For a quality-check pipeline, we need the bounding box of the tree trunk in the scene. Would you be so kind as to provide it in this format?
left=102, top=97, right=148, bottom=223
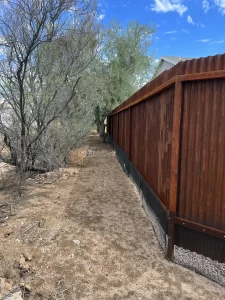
left=98, top=119, right=108, bottom=143
left=98, top=120, right=105, bottom=137
left=3, top=134, right=18, bottom=165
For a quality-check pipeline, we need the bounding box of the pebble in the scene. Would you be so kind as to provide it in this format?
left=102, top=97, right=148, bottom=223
left=19, top=283, right=31, bottom=291
left=73, top=239, right=81, bottom=245
left=23, top=251, right=32, bottom=261
left=0, top=277, right=6, bottom=292
left=19, top=256, right=26, bottom=266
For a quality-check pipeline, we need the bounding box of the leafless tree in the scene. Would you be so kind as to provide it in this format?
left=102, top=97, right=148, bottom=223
left=0, top=0, right=98, bottom=176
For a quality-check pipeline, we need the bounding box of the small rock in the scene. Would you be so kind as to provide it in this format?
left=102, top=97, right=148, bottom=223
left=4, top=289, right=23, bottom=300
left=19, top=256, right=30, bottom=270
left=24, top=285, right=31, bottom=292
left=20, top=282, right=31, bottom=292
left=19, top=283, right=31, bottom=291
left=19, top=282, right=25, bottom=287
left=73, top=239, right=80, bottom=245
left=0, top=277, right=6, bottom=293
left=19, top=256, right=26, bottom=266
left=5, top=281, right=13, bottom=292
left=23, top=251, right=32, bottom=261
left=23, top=263, right=30, bottom=270
left=0, top=254, right=4, bottom=260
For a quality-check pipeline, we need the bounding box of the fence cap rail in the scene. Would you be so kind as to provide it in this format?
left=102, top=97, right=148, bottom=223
left=110, top=53, right=225, bottom=115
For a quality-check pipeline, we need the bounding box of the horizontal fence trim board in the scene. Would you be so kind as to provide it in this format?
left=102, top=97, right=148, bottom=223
left=110, top=77, right=176, bottom=115
left=110, top=70, right=225, bottom=116
left=174, top=216, right=225, bottom=240
left=180, top=70, right=225, bottom=82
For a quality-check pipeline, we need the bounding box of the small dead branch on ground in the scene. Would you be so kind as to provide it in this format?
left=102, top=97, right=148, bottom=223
left=23, top=219, right=46, bottom=235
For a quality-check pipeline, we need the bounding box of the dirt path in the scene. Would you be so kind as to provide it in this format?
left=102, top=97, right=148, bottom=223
left=0, top=135, right=225, bottom=299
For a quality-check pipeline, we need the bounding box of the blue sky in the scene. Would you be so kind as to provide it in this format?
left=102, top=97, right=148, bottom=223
left=98, top=0, right=225, bottom=59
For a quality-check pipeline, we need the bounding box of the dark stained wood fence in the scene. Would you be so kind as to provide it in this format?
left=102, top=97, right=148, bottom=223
left=108, top=54, right=225, bottom=263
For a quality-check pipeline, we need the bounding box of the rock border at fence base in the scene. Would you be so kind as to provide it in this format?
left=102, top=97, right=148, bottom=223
left=142, top=194, right=225, bottom=287
left=174, top=246, right=225, bottom=287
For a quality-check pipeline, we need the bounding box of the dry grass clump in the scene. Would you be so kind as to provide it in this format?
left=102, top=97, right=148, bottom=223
left=0, top=163, right=17, bottom=193
left=0, top=134, right=11, bottom=160
left=90, top=129, right=98, bottom=136
left=66, top=145, right=88, bottom=167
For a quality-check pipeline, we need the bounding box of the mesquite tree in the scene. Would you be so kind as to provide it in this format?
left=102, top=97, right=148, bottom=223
left=0, top=0, right=98, bottom=174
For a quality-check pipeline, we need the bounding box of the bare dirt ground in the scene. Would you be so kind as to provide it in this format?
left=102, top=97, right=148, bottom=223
left=0, top=134, right=225, bottom=300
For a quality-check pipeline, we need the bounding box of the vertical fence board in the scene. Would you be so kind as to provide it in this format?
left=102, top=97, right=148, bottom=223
left=178, top=79, right=225, bottom=231
left=128, top=87, right=174, bottom=207
left=169, top=79, right=182, bottom=212
left=128, top=107, right=131, bottom=158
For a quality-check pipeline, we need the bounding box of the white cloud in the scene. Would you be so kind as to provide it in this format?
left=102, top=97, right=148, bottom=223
left=210, top=39, right=224, bottom=44
left=150, top=0, right=188, bottom=16
left=164, top=30, right=177, bottom=34
left=155, top=36, right=160, bottom=40
left=97, top=14, right=105, bottom=20
left=202, top=0, right=210, bottom=12
left=123, top=1, right=130, bottom=7
left=187, top=15, right=195, bottom=25
left=170, top=37, right=177, bottom=40
left=214, top=0, right=225, bottom=15
left=197, top=22, right=205, bottom=28
left=187, top=16, right=205, bottom=27
left=196, top=39, right=212, bottom=42
left=98, top=0, right=108, bottom=9
left=181, top=29, right=190, bottom=33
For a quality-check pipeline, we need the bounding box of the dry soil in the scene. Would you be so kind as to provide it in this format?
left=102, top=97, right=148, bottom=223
left=0, top=135, right=225, bottom=300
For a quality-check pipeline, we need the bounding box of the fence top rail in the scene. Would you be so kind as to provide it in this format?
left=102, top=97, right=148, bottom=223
left=110, top=53, right=225, bottom=115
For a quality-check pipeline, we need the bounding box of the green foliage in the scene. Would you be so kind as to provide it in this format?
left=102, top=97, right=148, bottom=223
left=93, top=20, right=156, bottom=132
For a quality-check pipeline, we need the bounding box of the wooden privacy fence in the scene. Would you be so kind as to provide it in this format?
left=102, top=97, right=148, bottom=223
left=107, top=54, right=225, bottom=275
